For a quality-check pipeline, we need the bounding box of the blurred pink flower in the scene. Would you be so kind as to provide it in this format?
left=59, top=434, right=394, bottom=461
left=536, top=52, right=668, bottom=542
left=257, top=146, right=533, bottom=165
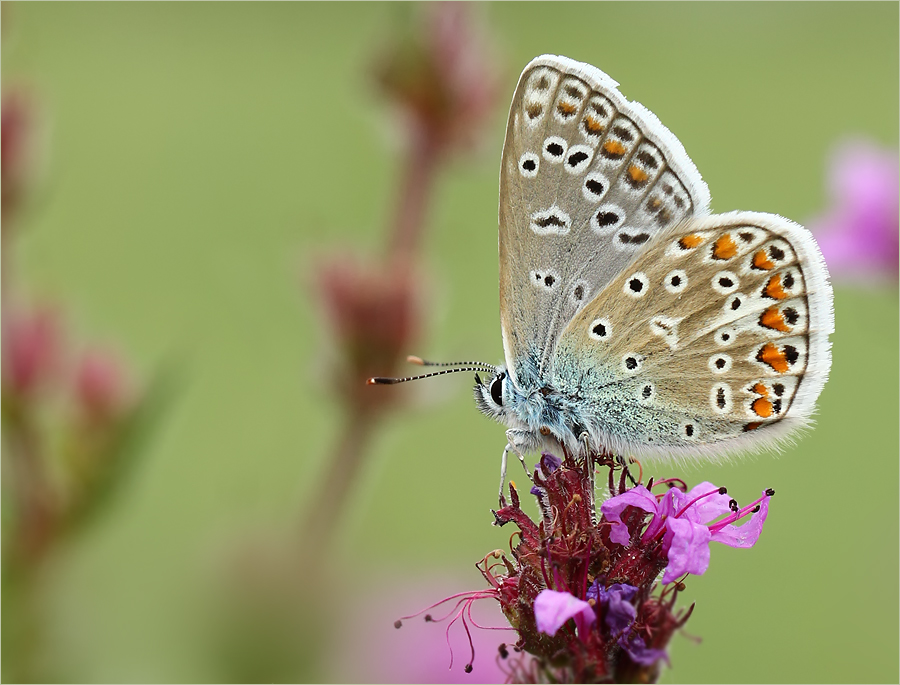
left=1, top=88, right=35, bottom=221
left=374, top=2, right=501, bottom=157
left=809, top=140, right=898, bottom=283
left=329, top=577, right=509, bottom=684
left=2, top=303, right=64, bottom=400
left=316, top=254, right=420, bottom=413
left=73, top=347, right=132, bottom=422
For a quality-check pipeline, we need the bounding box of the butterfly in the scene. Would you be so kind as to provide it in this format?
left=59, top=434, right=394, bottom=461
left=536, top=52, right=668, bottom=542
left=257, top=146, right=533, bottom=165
left=372, top=55, right=833, bottom=503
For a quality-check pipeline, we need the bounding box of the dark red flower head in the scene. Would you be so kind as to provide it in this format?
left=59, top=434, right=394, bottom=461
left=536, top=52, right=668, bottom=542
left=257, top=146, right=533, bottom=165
left=315, top=254, right=420, bottom=414
left=482, top=451, right=771, bottom=683
left=373, top=2, right=500, bottom=157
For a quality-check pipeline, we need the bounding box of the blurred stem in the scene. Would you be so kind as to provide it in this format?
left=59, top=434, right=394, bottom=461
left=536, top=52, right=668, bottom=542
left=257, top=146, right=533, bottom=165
left=388, top=137, right=439, bottom=260
left=300, top=405, right=376, bottom=569
left=302, top=134, right=440, bottom=561
left=2, top=412, right=54, bottom=684
left=2, top=229, right=15, bottom=296
left=1, top=569, right=44, bottom=683
left=4, top=410, right=57, bottom=572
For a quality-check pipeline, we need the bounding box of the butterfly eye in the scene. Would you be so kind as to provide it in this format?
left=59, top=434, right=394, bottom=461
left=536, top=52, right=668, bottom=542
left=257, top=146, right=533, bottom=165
left=490, top=373, right=505, bottom=406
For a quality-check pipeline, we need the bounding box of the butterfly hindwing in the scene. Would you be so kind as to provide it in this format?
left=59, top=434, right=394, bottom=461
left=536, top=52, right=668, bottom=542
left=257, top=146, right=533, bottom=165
left=499, top=55, right=711, bottom=383
left=551, top=212, right=834, bottom=460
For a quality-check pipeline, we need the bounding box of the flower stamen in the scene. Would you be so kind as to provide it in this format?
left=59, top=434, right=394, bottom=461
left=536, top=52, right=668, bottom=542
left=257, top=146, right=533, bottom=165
left=674, top=486, right=728, bottom=519
left=708, top=490, right=774, bottom=533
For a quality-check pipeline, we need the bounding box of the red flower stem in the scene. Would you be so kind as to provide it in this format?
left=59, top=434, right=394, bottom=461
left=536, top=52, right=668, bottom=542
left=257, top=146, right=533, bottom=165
left=465, top=599, right=516, bottom=631
left=652, top=477, right=687, bottom=491
left=387, top=136, right=439, bottom=261
left=580, top=536, right=592, bottom=598
left=399, top=589, right=497, bottom=622
left=6, top=412, right=58, bottom=571
left=299, top=405, right=376, bottom=566
left=302, top=121, right=441, bottom=564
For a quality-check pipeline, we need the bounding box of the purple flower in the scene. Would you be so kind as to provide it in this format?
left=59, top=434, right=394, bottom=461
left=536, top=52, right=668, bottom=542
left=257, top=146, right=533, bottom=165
left=587, top=582, right=638, bottom=634
left=809, top=139, right=898, bottom=283
left=584, top=581, right=669, bottom=667
left=619, top=633, right=669, bottom=667
left=533, top=589, right=596, bottom=639
left=531, top=452, right=562, bottom=495
left=600, top=485, right=659, bottom=546
left=601, top=482, right=774, bottom=584
left=487, top=457, right=773, bottom=682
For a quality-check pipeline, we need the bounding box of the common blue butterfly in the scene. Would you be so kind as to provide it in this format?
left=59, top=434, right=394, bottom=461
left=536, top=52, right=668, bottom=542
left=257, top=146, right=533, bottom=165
left=372, top=55, right=834, bottom=503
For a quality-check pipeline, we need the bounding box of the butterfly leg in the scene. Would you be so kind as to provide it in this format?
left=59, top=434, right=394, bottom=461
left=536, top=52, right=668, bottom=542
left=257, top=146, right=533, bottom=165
left=505, top=429, right=534, bottom=481
left=498, top=443, right=511, bottom=507
left=498, top=431, right=536, bottom=507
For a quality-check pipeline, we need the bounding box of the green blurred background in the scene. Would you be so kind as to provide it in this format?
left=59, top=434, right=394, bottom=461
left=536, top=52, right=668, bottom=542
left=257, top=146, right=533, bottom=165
left=3, top=2, right=897, bottom=683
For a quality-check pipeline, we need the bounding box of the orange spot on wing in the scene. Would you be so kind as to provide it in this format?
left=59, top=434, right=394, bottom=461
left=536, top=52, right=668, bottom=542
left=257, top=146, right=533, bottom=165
left=752, top=382, right=769, bottom=397
left=628, top=165, right=649, bottom=183
left=603, top=140, right=626, bottom=157
left=759, top=306, right=790, bottom=332
left=743, top=422, right=763, bottom=432
left=583, top=115, right=604, bottom=134
left=757, top=343, right=790, bottom=373
left=678, top=233, right=704, bottom=249
left=557, top=101, right=577, bottom=116
left=752, top=249, right=775, bottom=270
left=713, top=234, right=738, bottom=260
left=764, top=274, right=788, bottom=299
left=752, top=397, right=774, bottom=418
left=526, top=103, right=543, bottom=119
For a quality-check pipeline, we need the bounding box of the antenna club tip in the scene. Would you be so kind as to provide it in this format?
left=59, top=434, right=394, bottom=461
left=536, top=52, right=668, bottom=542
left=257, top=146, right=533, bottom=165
left=406, top=355, right=425, bottom=365
left=368, top=377, right=398, bottom=385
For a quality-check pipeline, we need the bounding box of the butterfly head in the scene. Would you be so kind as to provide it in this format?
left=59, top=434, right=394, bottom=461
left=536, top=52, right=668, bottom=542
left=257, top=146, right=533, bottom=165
left=473, top=367, right=512, bottom=421
left=474, top=365, right=576, bottom=453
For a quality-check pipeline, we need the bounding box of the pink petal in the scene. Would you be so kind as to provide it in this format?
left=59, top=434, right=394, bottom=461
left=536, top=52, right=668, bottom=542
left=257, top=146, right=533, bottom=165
left=1, top=304, right=64, bottom=397
left=600, top=485, right=658, bottom=546
left=681, top=481, right=733, bottom=524
left=662, top=517, right=711, bottom=584
left=534, top=589, right=596, bottom=638
left=75, top=347, right=131, bottom=419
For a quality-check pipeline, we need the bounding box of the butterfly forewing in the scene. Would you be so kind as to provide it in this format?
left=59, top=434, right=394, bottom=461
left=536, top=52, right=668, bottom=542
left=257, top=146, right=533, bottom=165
left=499, top=55, right=711, bottom=384
left=552, top=212, right=834, bottom=459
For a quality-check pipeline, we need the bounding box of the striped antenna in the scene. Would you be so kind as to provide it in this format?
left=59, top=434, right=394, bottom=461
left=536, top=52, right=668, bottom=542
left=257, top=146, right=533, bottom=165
left=367, top=366, right=489, bottom=385
left=406, top=355, right=495, bottom=371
